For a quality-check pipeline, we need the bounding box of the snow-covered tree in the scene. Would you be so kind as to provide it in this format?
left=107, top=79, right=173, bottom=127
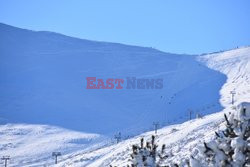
left=129, top=135, right=157, bottom=167
left=191, top=103, right=250, bottom=167
left=128, top=135, right=177, bottom=167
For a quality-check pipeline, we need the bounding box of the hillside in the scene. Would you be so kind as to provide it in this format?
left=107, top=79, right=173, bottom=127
left=52, top=46, right=250, bottom=167
left=0, top=124, right=107, bottom=167
left=0, top=23, right=225, bottom=135
left=1, top=24, right=249, bottom=166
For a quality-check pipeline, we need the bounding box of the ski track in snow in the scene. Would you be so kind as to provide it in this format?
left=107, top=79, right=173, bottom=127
left=199, top=47, right=250, bottom=107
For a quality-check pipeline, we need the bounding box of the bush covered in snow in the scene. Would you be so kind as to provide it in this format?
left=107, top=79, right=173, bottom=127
left=128, top=135, right=176, bottom=167
left=191, top=102, right=250, bottom=167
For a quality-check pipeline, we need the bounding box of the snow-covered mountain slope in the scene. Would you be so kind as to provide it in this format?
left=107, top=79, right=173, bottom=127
left=0, top=124, right=107, bottom=167
left=55, top=112, right=226, bottom=167
left=0, top=23, right=225, bottom=135
left=1, top=23, right=249, bottom=166
left=199, top=47, right=250, bottom=107
left=51, top=46, right=250, bottom=167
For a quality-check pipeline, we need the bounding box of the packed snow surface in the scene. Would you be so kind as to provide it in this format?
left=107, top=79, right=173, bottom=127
left=199, top=47, right=250, bottom=107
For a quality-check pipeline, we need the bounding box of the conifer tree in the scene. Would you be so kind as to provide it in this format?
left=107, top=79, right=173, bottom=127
left=129, top=135, right=176, bottom=167
left=191, top=104, right=250, bottom=167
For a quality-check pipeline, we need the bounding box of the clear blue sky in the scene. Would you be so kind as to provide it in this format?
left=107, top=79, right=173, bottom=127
left=0, top=0, right=249, bottom=54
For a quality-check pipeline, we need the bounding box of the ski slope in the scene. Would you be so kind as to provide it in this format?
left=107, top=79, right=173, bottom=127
left=0, top=23, right=225, bottom=136
left=199, top=46, right=250, bottom=107
left=52, top=46, right=250, bottom=167
left=0, top=23, right=249, bottom=166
